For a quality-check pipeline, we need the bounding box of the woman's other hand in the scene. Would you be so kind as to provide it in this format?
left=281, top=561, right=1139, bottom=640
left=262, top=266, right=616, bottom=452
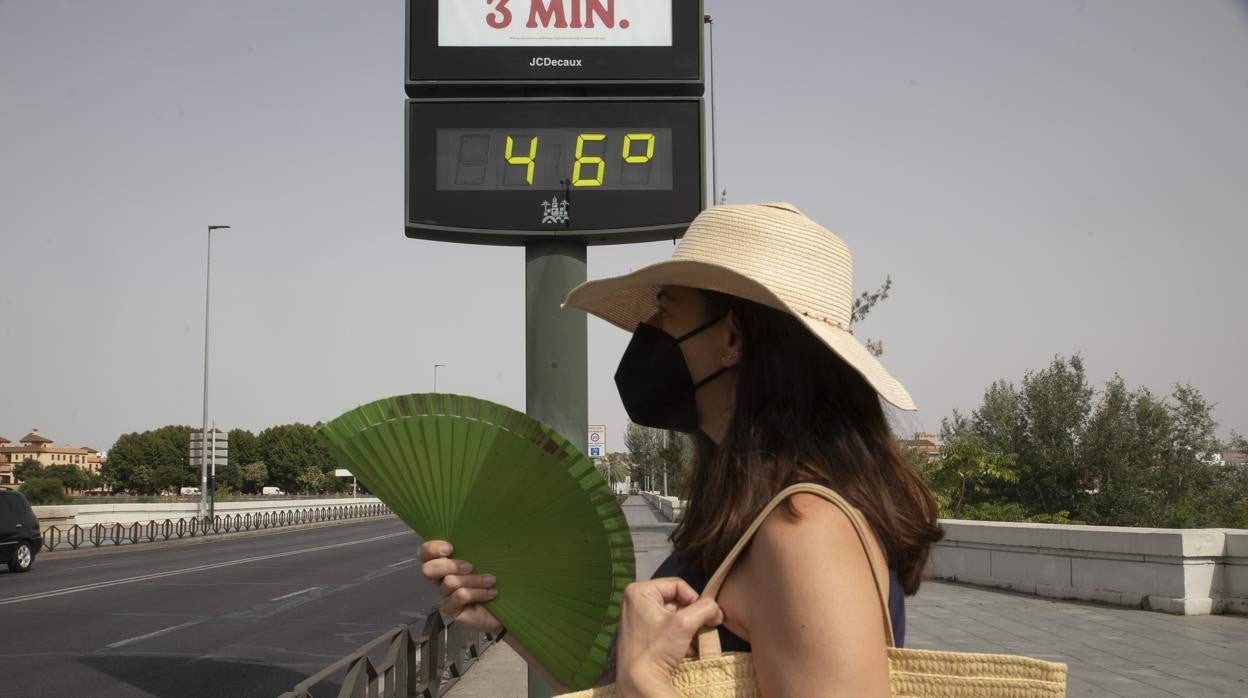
left=617, top=578, right=724, bottom=697
left=417, top=540, right=500, bottom=633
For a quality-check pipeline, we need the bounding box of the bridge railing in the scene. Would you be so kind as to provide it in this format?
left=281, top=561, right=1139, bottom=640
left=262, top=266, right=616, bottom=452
left=38, top=502, right=392, bottom=552
left=278, top=608, right=498, bottom=698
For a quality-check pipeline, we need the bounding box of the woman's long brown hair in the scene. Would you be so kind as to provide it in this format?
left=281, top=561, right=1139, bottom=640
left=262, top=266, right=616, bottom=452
left=671, top=291, right=943, bottom=594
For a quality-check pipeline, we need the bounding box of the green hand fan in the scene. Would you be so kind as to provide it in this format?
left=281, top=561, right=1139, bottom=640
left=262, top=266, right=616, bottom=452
left=318, top=393, right=633, bottom=690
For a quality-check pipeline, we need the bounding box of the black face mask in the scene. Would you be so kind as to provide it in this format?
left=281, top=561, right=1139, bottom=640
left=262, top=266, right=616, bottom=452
left=614, top=313, right=732, bottom=433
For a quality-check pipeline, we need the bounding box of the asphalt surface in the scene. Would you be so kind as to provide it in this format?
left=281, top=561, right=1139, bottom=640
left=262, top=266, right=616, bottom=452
left=0, top=516, right=439, bottom=698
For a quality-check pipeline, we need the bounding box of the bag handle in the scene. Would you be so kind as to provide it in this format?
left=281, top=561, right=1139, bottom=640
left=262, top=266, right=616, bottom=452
left=695, top=483, right=895, bottom=659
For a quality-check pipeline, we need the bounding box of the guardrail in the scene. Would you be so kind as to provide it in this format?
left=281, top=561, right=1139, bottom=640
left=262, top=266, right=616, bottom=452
left=38, top=502, right=392, bottom=552
left=279, top=607, right=497, bottom=698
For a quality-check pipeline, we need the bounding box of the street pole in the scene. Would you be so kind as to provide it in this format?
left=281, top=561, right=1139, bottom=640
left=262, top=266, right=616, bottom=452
left=200, top=224, right=230, bottom=521
left=525, top=240, right=587, bottom=698
left=434, top=363, right=446, bottom=393
left=705, top=13, right=720, bottom=204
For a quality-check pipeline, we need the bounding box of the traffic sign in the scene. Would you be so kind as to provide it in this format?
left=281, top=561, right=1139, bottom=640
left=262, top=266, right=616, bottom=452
left=588, top=424, right=606, bottom=458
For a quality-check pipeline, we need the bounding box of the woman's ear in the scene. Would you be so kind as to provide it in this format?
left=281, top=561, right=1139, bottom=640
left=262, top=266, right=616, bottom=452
left=721, top=311, right=742, bottom=368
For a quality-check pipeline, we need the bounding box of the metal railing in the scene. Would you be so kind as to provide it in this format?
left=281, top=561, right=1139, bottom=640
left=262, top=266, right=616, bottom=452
left=39, top=503, right=392, bottom=552
left=279, top=608, right=498, bottom=698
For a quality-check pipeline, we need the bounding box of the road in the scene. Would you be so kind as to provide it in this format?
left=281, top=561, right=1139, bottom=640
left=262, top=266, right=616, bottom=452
left=0, top=516, right=439, bottom=698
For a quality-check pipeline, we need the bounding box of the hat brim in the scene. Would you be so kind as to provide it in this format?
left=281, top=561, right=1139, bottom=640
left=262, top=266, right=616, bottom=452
left=563, top=260, right=917, bottom=412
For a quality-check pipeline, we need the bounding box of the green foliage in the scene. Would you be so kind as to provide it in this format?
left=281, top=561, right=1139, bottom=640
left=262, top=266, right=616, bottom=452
left=20, top=477, right=71, bottom=505
left=1025, top=511, right=1085, bottom=525
left=598, top=452, right=632, bottom=485
left=623, top=423, right=691, bottom=495
left=624, top=422, right=663, bottom=491
left=944, top=355, right=1247, bottom=528
left=219, top=428, right=260, bottom=492
left=256, top=423, right=338, bottom=494
left=45, top=463, right=87, bottom=491
left=296, top=465, right=329, bottom=494
left=850, top=276, right=892, bottom=358
left=1228, top=431, right=1248, bottom=452
left=105, top=425, right=197, bottom=494
left=920, top=435, right=1017, bottom=518
left=239, top=461, right=268, bottom=494
left=100, top=423, right=346, bottom=496
left=13, top=458, right=44, bottom=482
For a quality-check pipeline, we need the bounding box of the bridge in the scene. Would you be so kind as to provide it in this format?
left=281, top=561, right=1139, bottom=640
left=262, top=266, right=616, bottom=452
left=3, top=496, right=1245, bottom=696
left=448, top=496, right=1248, bottom=697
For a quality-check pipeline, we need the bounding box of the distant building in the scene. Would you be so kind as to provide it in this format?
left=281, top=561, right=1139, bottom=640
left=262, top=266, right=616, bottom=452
left=1219, top=450, right=1248, bottom=468
left=897, top=432, right=941, bottom=463
left=0, top=429, right=105, bottom=485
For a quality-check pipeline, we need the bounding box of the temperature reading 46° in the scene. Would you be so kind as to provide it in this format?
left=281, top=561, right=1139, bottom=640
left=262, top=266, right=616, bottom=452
left=438, top=126, right=674, bottom=191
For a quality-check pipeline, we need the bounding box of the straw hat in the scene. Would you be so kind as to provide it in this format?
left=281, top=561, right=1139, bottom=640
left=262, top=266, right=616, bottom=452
left=563, top=202, right=916, bottom=411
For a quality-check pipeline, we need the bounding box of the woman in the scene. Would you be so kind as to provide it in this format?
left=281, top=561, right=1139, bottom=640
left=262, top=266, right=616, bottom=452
left=419, top=203, right=943, bottom=696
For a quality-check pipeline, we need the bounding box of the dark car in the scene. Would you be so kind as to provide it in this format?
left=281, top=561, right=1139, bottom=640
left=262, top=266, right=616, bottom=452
left=0, top=488, right=42, bottom=572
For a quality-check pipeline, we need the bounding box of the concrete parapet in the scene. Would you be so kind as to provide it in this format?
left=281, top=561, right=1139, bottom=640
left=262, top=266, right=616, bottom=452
left=930, top=519, right=1248, bottom=616
left=639, top=490, right=685, bottom=522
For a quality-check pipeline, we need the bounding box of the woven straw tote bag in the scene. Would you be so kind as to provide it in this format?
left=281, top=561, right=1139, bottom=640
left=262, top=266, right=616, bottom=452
left=561, top=483, right=1067, bottom=697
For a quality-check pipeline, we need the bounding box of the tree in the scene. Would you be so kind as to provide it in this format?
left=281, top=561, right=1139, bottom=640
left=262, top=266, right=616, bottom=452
left=296, top=465, right=328, bottom=494
left=657, top=431, right=693, bottom=496
left=920, top=435, right=1018, bottom=518
left=221, top=428, right=260, bottom=493
left=1228, top=431, right=1248, bottom=452
left=1015, top=355, right=1094, bottom=516
left=256, top=424, right=337, bottom=493
left=20, top=477, right=71, bottom=505
left=624, top=423, right=664, bottom=492
left=106, top=425, right=197, bottom=494
left=850, top=276, right=892, bottom=357
left=13, top=458, right=44, bottom=483
left=944, top=355, right=1092, bottom=516
left=239, top=462, right=268, bottom=494
left=945, top=355, right=1242, bottom=527
left=45, top=463, right=86, bottom=491
left=598, top=452, right=633, bottom=487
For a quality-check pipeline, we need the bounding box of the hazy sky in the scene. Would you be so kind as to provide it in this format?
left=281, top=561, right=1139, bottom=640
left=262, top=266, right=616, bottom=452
left=2, top=1, right=1246, bottom=456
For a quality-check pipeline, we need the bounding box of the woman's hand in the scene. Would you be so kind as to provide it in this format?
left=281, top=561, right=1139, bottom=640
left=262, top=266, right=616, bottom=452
left=417, top=540, right=501, bottom=634
left=616, top=578, right=724, bottom=697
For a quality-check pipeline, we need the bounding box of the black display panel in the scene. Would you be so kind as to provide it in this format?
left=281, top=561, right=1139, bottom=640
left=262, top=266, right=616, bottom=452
left=407, top=98, right=704, bottom=245
left=437, top=127, right=674, bottom=190
left=407, top=0, right=703, bottom=94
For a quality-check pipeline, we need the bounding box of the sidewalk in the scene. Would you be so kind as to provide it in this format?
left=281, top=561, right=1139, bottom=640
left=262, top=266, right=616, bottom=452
left=447, top=498, right=1248, bottom=696
left=446, top=496, right=674, bottom=697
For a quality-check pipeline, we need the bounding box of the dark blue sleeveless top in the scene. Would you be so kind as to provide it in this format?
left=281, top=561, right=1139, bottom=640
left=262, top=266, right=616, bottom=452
left=652, top=551, right=906, bottom=651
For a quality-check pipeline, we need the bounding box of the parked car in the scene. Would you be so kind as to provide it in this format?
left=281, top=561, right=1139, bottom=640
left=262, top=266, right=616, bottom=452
left=261, top=487, right=286, bottom=496
left=180, top=487, right=201, bottom=496
left=0, top=488, right=42, bottom=573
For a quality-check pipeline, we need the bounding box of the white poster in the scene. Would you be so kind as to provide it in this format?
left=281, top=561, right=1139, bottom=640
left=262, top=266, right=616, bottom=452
left=439, top=0, right=673, bottom=47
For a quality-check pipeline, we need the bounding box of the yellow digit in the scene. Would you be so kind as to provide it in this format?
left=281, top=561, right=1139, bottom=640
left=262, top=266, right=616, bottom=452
left=505, top=135, right=537, bottom=185
left=572, top=133, right=606, bottom=187
left=622, top=133, right=655, bottom=164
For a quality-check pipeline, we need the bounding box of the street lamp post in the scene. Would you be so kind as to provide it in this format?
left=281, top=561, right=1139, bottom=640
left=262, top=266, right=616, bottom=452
left=200, top=224, right=230, bottom=521
left=433, top=363, right=446, bottom=393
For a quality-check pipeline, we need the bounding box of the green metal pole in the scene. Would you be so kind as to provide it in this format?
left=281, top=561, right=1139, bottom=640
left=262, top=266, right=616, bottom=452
left=525, top=240, right=587, bottom=697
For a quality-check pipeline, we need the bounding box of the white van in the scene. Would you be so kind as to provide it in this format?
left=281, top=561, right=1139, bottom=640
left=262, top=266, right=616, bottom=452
left=261, top=487, right=285, bottom=496
left=180, top=487, right=201, bottom=496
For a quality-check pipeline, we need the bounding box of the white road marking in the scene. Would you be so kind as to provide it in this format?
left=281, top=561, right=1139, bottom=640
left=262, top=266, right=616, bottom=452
left=106, top=620, right=204, bottom=649
left=387, top=557, right=416, bottom=568
left=0, top=531, right=411, bottom=607
left=269, top=586, right=320, bottom=602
